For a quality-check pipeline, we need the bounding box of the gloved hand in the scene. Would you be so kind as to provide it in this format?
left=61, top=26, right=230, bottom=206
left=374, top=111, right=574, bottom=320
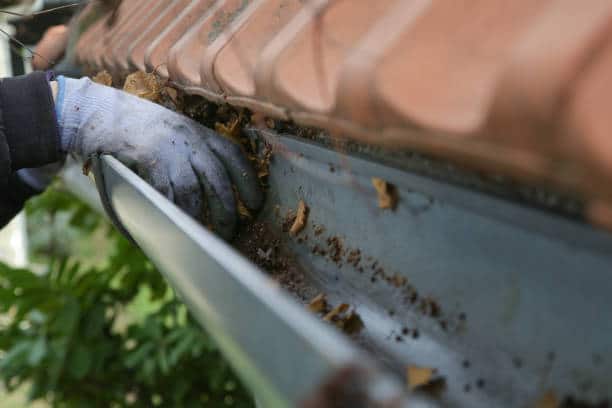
left=55, top=76, right=263, bottom=239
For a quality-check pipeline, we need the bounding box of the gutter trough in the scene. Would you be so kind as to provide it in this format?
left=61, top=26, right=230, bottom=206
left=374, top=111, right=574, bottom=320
left=64, top=154, right=417, bottom=408
left=63, top=130, right=612, bottom=407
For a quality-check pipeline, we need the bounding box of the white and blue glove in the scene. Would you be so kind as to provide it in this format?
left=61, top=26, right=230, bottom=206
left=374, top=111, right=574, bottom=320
left=54, top=76, right=262, bottom=238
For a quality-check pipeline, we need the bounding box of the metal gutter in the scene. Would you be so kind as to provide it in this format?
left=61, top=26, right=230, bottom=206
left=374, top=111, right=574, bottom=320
left=62, top=130, right=612, bottom=407
left=63, top=155, right=417, bottom=407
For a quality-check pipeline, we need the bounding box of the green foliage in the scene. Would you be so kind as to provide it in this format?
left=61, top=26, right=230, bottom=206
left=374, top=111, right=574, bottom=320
left=0, top=188, right=253, bottom=407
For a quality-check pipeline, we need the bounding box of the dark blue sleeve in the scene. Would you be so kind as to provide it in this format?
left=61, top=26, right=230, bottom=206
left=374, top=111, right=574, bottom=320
left=0, top=71, right=61, bottom=227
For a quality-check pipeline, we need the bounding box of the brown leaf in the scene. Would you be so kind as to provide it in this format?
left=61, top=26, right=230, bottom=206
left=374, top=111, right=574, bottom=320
left=290, top=200, right=308, bottom=236
left=371, top=177, right=398, bottom=210
left=339, top=311, right=364, bottom=334
left=164, top=86, right=178, bottom=103
left=233, top=186, right=251, bottom=220
left=406, top=365, right=435, bottom=390
left=215, top=114, right=243, bottom=145
left=123, top=71, right=162, bottom=102
left=534, top=391, right=559, bottom=408
left=308, top=293, right=327, bottom=314
left=92, top=70, right=112, bottom=86
left=323, top=303, right=349, bottom=322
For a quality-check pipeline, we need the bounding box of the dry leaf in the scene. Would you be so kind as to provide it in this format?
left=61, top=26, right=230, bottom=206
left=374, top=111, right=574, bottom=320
left=323, top=303, right=349, bottom=322
left=308, top=293, right=327, bottom=313
left=339, top=311, right=364, bottom=334
left=406, top=365, right=434, bottom=389
left=236, top=197, right=251, bottom=219
left=123, top=71, right=162, bottom=102
left=372, top=177, right=397, bottom=210
left=534, top=391, right=559, bottom=408
left=164, top=86, right=178, bottom=103
left=289, top=200, right=308, bottom=236
left=233, top=186, right=251, bottom=220
left=92, top=70, right=112, bottom=86
left=215, top=114, right=242, bottom=145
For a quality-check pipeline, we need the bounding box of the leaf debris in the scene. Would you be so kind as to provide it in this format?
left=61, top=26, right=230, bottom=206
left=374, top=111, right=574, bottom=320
left=91, top=70, right=112, bottom=86
left=308, top=293, right=327, bottom=313
left=289, top=200, right=308, bottom=236
left=123, top=71, right=162, bottom=102
left=371, top=177, right=398, bottom=210
left=406, top=365, right=435, bottom=389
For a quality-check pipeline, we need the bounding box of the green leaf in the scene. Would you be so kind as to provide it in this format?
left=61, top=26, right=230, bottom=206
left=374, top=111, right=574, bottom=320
left=68, top=344, right=92, bottom=380
left=124, top=342, right=154, bottom=369
left=27, top=336, right=47, bottom=366
left=0, top=340, right=32, bottom=375
left=53, top=297, right=80, bottom=336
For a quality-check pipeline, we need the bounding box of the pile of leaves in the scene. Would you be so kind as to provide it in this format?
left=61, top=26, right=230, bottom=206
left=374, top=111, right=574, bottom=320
left=0, top=187, right=253, bottom=407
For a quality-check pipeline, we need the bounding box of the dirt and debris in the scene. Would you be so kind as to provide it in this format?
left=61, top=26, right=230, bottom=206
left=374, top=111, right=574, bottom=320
left=419, top=297, right=441, bottom=318
left=346, top=249, right=361, bottom=268
left=215, top=113, right=243, bottom=145
left=233, top=221, right=315, bottom=300
left=371, top=177, right=398, bottom=210
left=314, top=225, right=326, bottom=236
left=92, top=70, right=112, bottom=86
left=405, top=365, right=446, bottom=397
left=306, top=296, right=364, bottom=335
left=290, top=200, right=309, bottom=236
left=308, top=293, right=328, bottom=314
left=326, top=236, right=344, bottom=263
left=123, top=71, right=163, bottom=102
left=406, top=365, right=434, bottom=389
left=323, top=303, right=350, bottom=322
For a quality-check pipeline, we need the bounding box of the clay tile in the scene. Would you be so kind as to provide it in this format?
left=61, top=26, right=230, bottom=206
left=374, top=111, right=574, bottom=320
left=333, top=0, right=430, bottom=128
left=214, top=0, right=303, bottom=99
left=486, top=0, right=612, bottom=151
left=92, top=0, right=147, bottom=69
left=200, top=0, right=275, bottom=96
left=107, top=0, right=168, bottom=73
left=375, top=0, right=553, bottom=135
left=76, top=0, right=120, bottom=67
left=565, top=36, right=612, bottom=184
left=98, top=0, right=155, bottom=71
left=167, top=0, right=253, bottom=92
left=259, top=0, right=396, bottom=114
left=84, top=0, right=138, bottom=67
left=144, top=0, right=217, bottom=78
left=74, top=2, right=104, bottom=65
left=127, top=0, right=194, bottom=73
left=76, top=16, right=106, bottom=65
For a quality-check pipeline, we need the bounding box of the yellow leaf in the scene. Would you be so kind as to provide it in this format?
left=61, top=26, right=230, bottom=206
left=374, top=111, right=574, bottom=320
left=92, top=70, right=112, bottom=86
left=406, top=365, right=434, bottom=390
left=372, top=177, right=398, bottom=210
left=123, top=71, right=162, bottom=102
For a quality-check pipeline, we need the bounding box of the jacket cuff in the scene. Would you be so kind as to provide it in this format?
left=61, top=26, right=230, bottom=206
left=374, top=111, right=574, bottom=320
left=0, top=72, right=61, bottom=171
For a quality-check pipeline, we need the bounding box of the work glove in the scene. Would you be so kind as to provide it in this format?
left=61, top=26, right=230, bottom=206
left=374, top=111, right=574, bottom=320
left=55, top=76, right=263, bottom=239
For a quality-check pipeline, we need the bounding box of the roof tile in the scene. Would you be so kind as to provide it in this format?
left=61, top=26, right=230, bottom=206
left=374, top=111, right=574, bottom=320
left=73, top=0, right=612, bottom=229
left=167, top=0, right=253, bottom=91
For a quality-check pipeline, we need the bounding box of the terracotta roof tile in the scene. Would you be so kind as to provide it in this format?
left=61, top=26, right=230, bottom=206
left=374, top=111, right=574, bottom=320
left=214, top=0, right=303, bottom=101
left=74, top=0, right=612, bottom=229
left=90, top=0, right=143, bottom=69
left=107, top=0, right=169, bottom=73
left=375, top=0, right=553, bottom=134
left=167, top=0, right=253, bottom=93
left=127, top=0, right=195, bottom=73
